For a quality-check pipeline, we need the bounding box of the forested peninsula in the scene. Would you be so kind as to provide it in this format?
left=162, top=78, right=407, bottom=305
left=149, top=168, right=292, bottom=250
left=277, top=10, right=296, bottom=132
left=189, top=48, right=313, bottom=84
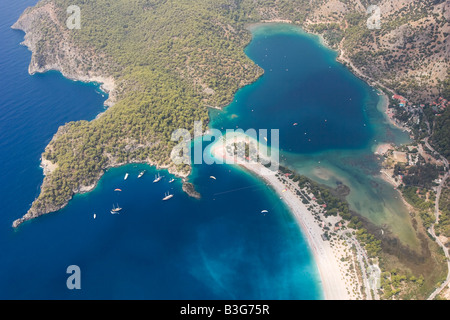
left=12, top=0, right=449, bottom=227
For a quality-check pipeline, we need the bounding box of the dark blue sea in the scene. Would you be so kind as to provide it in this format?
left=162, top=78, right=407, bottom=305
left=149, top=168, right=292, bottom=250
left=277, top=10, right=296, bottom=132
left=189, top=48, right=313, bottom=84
left=0, top=1, right=324, bottom=299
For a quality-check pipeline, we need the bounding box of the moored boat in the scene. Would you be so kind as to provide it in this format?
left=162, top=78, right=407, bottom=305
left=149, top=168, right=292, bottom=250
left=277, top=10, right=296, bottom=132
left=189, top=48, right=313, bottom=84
left=162, top=191, right=173, bottom=201
left=111, top=203, right=122, bottom=214
left=138, top=170, right=146, bottom=178
left=153, top=173, right=163, bottom=183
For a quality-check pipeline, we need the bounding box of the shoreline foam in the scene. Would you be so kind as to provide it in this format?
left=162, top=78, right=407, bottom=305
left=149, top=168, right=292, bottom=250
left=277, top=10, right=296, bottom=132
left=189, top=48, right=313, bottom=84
left=210, top=135, right=353, bottom=300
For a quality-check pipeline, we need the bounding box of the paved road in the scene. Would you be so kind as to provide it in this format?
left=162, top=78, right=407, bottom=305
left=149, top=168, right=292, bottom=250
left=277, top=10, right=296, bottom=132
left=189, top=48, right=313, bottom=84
left=340, top=230, right=379, bottom=300
left=423, top=136, right=450, bottom=300
left=424, top=137, right=449, bottom=169
left=427, top=177, right=450, bottom=299
left=427, top=169, right=450, bottom=300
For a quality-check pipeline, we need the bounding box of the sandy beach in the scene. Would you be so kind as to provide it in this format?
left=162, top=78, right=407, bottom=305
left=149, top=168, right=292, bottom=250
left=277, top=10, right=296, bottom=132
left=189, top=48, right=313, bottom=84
left=258, top=167, right=351, bottom=300
left=374, top=143, right=393, bottom=155
left=210, top=134, right=354, bottom=300
left=378, top=91, right=411, bottom=132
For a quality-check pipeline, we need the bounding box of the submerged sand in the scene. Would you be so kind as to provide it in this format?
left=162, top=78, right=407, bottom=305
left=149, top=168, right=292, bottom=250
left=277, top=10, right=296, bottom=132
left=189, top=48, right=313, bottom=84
left=210, top=133, right=353, bottom=300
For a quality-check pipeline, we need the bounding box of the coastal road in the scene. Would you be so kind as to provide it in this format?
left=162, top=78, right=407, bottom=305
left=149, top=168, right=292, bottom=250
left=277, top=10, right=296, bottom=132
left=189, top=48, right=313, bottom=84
left=281, top=175, right=379, bottom=300
left=423, top=137, right=450, bottom=299
left=424, top=137, right=449, bottom=170
left=427, top=169, right=450, bottom=300
left=340, top=230, right=379, bottom=300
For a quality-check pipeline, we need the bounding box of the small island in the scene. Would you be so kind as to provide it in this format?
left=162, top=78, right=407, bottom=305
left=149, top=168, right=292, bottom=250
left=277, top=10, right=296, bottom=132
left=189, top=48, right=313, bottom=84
left=182, top=182, right=201, bottom=200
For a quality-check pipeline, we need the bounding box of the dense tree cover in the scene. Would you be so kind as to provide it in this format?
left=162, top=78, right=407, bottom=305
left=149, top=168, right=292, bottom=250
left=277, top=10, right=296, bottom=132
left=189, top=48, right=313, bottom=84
left=279, top=166, right=352, bottom=218
left=441, top=72, right=450, bottom=101
left=401, top=163, right=441, bottom=188
left=26, top=0, right=316, bottom=215
left=24, top=0, right=449, bottom=224
left=436, top=188, right=450, bottom=238
left=380, top=269, right=424, bottom=300
left=17, top=1, right=449, bottom=298
left=400, top=186, right=435, bottom=211
left=308, top=22, right=343, bottom=47
left=355, top=228, right=381, bottom=258
left=36, top=69, right=210, bottom=210
left=279, top=165, right=383, bottom=259
left=432, top=106, right=450, bottom=161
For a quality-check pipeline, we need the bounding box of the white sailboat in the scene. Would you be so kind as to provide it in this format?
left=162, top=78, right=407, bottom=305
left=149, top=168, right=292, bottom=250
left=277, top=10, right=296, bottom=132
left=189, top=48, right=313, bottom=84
left=153, top=173, right=163, bottom=183
left=162, top=191, right=173, bottom=201
left=124, top=173, right=129, bottom=180
left=169, top=178, right=175, bottom=183
left=138, top=170, right=146, bottom=178
left=93, top=213, right=97, bottom=219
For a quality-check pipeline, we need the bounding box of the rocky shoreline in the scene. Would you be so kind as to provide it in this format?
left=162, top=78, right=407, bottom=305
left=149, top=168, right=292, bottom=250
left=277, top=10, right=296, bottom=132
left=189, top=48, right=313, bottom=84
left=182, top=182, right=201, bottom=199
left=11, top=2, right=117, bottom=108
left=12, top=154, right=191, bottom=228
left=10, top=2, right=198, bottom=228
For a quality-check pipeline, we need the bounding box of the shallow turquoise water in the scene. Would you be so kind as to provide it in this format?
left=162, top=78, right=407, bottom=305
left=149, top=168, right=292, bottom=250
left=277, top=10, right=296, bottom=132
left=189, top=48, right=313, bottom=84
left=0, top=4, right=417, bottom=299
left=0, top=2, right=322, bottom=299
left=211, top=23, right=416, bottom=246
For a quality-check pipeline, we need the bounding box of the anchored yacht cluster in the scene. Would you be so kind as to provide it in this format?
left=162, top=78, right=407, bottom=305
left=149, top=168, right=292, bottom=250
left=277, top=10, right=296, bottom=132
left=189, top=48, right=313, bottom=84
left=94, top=170, right=176, bottom=218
